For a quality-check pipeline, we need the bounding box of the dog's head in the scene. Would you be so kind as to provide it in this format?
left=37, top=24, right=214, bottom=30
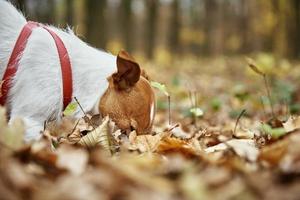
left=99, top=50, right=155, bottom=134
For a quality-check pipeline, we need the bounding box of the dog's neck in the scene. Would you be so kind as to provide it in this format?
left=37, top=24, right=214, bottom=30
left=49, top=27, right=117, bottom=117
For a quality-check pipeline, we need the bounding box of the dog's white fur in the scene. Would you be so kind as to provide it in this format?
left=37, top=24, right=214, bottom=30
left=0, top=0, right=117, bottom=141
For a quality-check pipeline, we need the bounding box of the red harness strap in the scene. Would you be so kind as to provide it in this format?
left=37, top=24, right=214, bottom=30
left=0, top=21, right=73, bottom=110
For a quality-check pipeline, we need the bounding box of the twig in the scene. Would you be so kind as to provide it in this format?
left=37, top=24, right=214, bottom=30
left=74, top=97, right=96, bottom=129
left=233, top=109, right=246, bottom=135
left=74, top=97, right=87, bottom=116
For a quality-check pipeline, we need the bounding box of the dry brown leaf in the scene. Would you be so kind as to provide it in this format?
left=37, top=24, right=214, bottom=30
left=78, top=117, right=108, bottom=147
left=279, top=132, right=300, bottom=172
left=67, top=128, right=82, bottom=144
left=156, top=137, right=198, bottom=157
left=259, top=139, right=289, bottom=166
left=128, top=131, right=162, bottom=152
left=78, top=116, right=118, bottom=155
left=56, top=145, right=88, bottom=175
left=171, top=124, right=194, bottom=139
left=226, top=139, right=259, bottom=162
left=205, top=139, right=259, bottom=162
left=233, top=128, right=255, bottom=139
left=283, top=115, right=300, bottom=132
left=0, top=107, right=25, bottom=151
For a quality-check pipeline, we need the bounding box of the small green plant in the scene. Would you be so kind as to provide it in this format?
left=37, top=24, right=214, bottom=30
left=210, top=97, right=222, bottom=111
left=151, top=81, right=171, bottom=125
left=190, top=107, right=203, bottom=117
left=63, top=102, right=78, bottom=116
left=246, top=57, right=275, bottom=119
left=260, top=123, right=286, bottom=139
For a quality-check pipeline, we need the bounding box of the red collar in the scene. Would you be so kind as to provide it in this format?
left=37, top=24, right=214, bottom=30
left=0, top=21, right=73, bottom=110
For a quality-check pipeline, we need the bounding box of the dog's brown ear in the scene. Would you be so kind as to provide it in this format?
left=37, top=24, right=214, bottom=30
left=113, top=50, right=141, bottom=90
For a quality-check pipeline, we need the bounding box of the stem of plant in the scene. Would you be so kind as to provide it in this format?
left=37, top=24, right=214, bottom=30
left=260, top=96, right=268, bottom=121
left=168, top=95, right=171, bottom=125
left=195, top=92, right=198, bottom=128
left=263, top=74, right=275, bottom=118
left=233, top=109, right=246, bottom=135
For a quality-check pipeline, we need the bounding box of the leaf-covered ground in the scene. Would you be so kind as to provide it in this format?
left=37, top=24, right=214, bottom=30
left=1, top=55, right=300, bottom=200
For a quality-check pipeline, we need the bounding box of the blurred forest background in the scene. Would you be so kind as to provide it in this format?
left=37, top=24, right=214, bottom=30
left=10, top=0, right=300, bottom=60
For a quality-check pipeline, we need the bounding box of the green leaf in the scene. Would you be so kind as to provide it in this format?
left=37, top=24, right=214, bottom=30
left=261, top=123, right=286, bottom=139
left=210, top=97, right=222, bottom=111
left=190, top=107, right=204, bottom=117
left=63, top=102, right=78, bottom=116
left=151, top=81, right=169, bottom=96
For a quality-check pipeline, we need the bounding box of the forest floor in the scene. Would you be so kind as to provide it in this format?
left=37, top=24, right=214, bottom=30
left=1, top=54, right=300, bottom=200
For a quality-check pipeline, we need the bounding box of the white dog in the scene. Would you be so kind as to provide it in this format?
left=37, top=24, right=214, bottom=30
left=0, top=0, right=155, bottom=141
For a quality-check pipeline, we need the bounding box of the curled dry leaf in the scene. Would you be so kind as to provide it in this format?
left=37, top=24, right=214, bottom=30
left=67, top=128, right=82, bottom=144
left=205, top=139, right=259, bottom=162
left=78, top=116, right=118, bottom=155
left=233, top=128, right=255, bottom=139
left=56, top=145, right=88, bottom=175
left=156, top=137, right=199, bottom=157
left=128, top=131, right=162, bottom=153
left=259, top=138, right=289, bottom=166
left=283, top=115, right=300, bottom=132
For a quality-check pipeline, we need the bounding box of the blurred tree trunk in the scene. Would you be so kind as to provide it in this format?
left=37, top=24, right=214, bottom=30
left=145, top=0, right=158, bottom=59
left=86, top=0, right=107, bottom=49
left=168, top=0, right=180, bottom=54
left=120, top=0, right=133, bottom=53
left=204, top=0, right=224, bottom=56
left=294, top=0, right=300, bottom=58
left=239, top=0, right=251, bottom=53
left=272, top=0, right=288, bottom=58
left=289, top=0, right=300, bottom=58
left=46, top=0, right=55, bottom=24
left=66, top=0, right=74, bottom=26
left=35, top=0, right=55, bottom=24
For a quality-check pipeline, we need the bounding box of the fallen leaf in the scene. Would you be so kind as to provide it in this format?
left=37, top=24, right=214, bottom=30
left=283, top=115, right=300, bottom=132
left=128, top=131, right=162, bottom=152
left=205, top=139, right=259, bottom=162
left=78, top=116, right=118, bottom=155
left=56, top=145, right=88, bottom=175
left=259, top=139, right=289, bottom=165
left=233, top=128, right=255, bottom=139
left=156, top=137, right=199, bottom=157
left=0, top=107, right=25, bottom=150
left=226, top=139, right=259, bottom=162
